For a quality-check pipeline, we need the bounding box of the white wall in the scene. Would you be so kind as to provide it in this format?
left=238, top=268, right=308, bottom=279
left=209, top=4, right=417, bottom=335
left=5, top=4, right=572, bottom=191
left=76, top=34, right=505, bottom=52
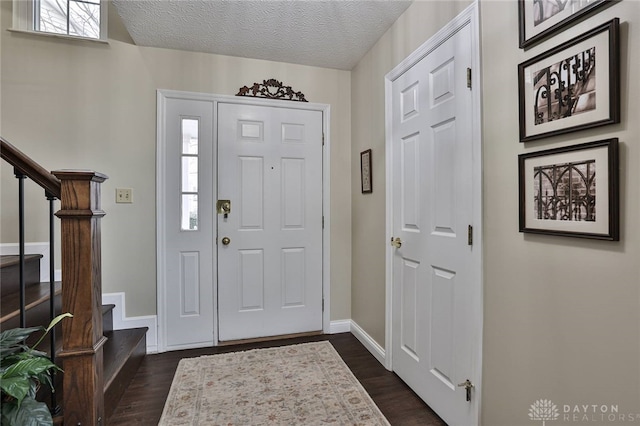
left=0, top=1, right=352, bottom=321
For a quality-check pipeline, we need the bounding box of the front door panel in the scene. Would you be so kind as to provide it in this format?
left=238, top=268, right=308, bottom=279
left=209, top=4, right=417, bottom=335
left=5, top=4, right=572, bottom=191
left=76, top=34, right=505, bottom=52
left=217, top=103, right=323, bottom=341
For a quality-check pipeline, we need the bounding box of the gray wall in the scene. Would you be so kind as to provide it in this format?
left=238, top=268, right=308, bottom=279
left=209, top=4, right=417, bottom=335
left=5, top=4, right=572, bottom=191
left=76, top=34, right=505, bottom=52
left=2, top=0, right=639, bottom=423
left=351, top=0, right=473, bottom=362
left=351, top=0, right=640, bottom=424
left=481, top=1, right=639, bottom=424
left=0, top=1, right=352, bottom=320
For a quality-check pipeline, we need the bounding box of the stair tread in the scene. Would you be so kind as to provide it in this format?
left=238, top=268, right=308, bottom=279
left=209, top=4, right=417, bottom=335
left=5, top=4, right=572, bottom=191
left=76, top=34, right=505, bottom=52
left=1, top=254, right=44, bottom=298
left=103, top=328, right=148, bottom=391
left=0, top=281, right=62, bottom=324
left=0, top=254, right=43, bottom=268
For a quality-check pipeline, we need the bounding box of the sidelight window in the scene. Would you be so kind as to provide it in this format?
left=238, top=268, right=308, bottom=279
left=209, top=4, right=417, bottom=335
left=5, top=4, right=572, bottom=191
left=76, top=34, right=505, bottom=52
left=181, top=118, right=199, bottom=231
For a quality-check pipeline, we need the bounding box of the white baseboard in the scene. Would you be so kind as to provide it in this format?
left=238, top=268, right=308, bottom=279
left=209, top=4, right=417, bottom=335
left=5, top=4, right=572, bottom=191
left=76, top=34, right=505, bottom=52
left=0, top=242, right=61, bottom=282
left=329, top=319, right=351, bottom=334
left=102, top=293, right=158, bottom=354
left=0, top=244, right=155, bottom=352
left=350, top=320, right=386, bottom=367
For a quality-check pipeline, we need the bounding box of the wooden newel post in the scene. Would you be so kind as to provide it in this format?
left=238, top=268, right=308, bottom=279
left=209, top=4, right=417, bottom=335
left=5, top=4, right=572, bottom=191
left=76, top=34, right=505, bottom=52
left=53, top=170, right=108, bottom=426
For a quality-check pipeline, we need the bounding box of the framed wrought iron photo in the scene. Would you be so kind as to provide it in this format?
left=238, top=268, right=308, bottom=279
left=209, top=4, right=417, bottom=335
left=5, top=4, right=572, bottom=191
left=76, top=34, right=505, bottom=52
left=360, top=149, right=372, bottom=193
left=518, top=138, right=619, bottom=240
left=518, top=18, right=619, bottom=142
left=518, top=0, right=619, bottom=49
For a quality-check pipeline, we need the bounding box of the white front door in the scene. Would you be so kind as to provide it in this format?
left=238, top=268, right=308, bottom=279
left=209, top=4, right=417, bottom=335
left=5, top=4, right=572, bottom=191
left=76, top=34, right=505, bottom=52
left=161, top=97, right=215, bottom=350
left=388, top=11, right=481, bottom=426
left=217, top=103, right=323, bottom=341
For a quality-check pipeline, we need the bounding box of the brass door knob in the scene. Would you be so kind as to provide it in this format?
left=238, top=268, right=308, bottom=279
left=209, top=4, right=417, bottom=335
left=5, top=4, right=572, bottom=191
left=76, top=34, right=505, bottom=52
left=390, top=237, right=402, bottom=248
left=221, top=237, right=231, bottom=245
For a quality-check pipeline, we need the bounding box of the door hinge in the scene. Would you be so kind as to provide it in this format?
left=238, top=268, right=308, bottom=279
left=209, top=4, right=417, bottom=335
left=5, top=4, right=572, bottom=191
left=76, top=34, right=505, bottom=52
left=467, top=68, right=472, bottom=89
left=322, top=216, right=325, bottom=229
left=468, top=225, right=473, bottom=246
left=322, top=298, right=325, bottom=312
left=322, top=133, right=325, bottom=146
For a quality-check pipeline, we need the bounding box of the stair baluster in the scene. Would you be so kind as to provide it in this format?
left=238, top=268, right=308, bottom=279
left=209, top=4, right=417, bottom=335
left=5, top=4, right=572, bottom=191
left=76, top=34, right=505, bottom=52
left=46, top=191, right=61, bottom=415
left=14, top=169, right=27, bottom=328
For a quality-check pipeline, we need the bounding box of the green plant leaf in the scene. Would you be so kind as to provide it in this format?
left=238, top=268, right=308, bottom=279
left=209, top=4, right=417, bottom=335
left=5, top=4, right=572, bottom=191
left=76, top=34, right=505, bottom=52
left=0, top=315, right=70, bottom=423
left=2, top=357, right=57, bottom=379
left=0, top=345, right=29, bottom=360
left=0, top=327, right=42, bottom=350
left=1, top=397, right=53, bottom=426
left=0, top=375, right=31, bottom=404
left=31, top=313, right=73, bottom=349
left=46, top=312, right=73, bottom=333
left=1, top=356, right=58, bottom=404
left=35, top=367, right=60, bottom=391
left=4, top=350, right=42, bottom=362
left=1, top=352, right=29, bottom=370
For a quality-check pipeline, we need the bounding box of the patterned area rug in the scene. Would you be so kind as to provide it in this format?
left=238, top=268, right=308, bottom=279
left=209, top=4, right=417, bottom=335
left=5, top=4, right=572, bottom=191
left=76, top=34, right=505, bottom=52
left=159, top=341, right=390, bottom=425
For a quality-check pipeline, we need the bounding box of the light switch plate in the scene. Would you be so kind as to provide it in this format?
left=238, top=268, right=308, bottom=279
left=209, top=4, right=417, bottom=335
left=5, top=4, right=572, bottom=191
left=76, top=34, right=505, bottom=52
left=116, top=188, right=133, bottom=203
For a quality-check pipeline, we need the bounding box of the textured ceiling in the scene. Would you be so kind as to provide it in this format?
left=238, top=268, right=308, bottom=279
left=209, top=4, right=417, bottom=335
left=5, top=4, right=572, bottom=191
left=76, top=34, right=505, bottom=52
left=112, top=0, right=413, bottom=70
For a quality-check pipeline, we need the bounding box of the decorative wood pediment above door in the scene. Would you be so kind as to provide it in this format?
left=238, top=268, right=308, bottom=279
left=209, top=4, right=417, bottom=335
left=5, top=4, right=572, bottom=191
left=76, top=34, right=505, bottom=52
left=236, top=79, right=308, bottom=102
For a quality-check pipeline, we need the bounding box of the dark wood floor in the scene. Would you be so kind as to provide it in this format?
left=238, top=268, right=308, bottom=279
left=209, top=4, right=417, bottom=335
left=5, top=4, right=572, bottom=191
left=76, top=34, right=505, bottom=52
left=108, top=332, right=447, bottom=425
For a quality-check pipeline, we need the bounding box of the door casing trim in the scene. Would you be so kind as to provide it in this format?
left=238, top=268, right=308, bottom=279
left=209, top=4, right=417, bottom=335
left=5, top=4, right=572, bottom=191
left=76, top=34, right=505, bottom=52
left=156, top=90, right=331, bottom=352
left=384, top=1, right=483, bottom=422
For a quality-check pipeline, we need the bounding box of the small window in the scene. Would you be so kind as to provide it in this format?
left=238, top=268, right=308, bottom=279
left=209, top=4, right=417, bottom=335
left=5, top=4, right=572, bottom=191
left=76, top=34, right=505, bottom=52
left=180, top=118, right=199, bottom=231
left=13, top=0, right=107, bottom=41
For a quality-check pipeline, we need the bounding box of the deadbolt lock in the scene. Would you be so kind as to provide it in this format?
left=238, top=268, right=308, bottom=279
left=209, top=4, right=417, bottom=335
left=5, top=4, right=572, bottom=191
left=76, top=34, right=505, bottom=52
left=217, top=200, right=231, bottom=217
left=221, top=237, right=231, bottom=246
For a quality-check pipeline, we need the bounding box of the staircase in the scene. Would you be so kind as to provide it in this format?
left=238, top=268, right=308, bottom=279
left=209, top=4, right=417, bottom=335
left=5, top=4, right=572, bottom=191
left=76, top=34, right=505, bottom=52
left=1, top=137, right=148, bottom=424
left=0, top=255, right=60, bottom=332
left=0, top=259, right=147, bottom=419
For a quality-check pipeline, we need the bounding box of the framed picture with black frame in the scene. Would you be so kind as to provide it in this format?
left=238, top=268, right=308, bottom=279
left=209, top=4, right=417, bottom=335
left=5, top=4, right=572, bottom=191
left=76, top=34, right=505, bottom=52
left=518, top=138, right=619, bottom=240
left=518, top=18, right=620, bottom=143
left=360, top=149, right=372, bottom=193
left=518, top=0, right=619, bottom=49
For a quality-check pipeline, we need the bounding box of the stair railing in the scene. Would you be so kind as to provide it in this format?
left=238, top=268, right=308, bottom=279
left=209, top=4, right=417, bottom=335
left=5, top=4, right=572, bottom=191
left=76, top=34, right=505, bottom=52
left=2, top=137, right=62, bottom=415
left=1, top=137, right=108, bottom=425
